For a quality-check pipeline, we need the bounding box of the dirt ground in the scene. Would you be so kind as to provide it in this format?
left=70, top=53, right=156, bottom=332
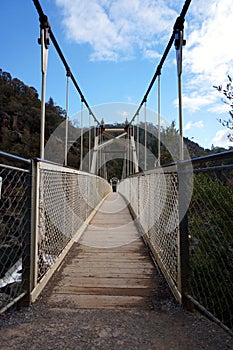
left=0, top=292, right=232, bottom=350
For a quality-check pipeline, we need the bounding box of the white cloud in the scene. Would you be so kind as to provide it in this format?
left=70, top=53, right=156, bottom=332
left=186, top=1, right=233, bottom=77
left=55, top=0, right=178, bottom=61
left=212, top=129, right=232, bottom=148
left=183, top=0, right=233, bottom=110
left=54, top=0, right=233, bottom=81
left=184, top=120, right=204, bottom=131
left=143, top=49, right=161, bottom=60
left=208, top=103, right=230, bottom=115
left=181, top=93, right=214, bottom=112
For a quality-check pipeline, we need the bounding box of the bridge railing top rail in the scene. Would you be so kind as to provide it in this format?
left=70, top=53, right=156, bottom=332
left=0, top=151, right=31, bottom=173
left=183, top=149, right=233, bottom=167
left=34, top=158, right=110, bottom=181
left=124, top=149, right=233, bottom=178
left=0, top=151, right=31, bottom=165
left=0, top=152, right=112, bottom=182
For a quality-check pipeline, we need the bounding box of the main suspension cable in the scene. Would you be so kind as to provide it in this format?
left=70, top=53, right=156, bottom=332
left=32, top=0, right=100, bottom=125
left=129, top=0, right=192, bottom=125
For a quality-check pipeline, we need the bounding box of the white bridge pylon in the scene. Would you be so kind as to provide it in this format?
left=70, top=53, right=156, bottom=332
left=90, top=123, right=139, bottom=176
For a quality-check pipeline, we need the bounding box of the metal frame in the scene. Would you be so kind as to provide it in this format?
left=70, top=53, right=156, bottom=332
left=0, top=152, right=32, bottom=312
left=30, top=159, right=111, bottom=303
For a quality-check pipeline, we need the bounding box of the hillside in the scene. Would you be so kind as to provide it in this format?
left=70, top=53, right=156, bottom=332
left=0, top=69, right=65, bottom=160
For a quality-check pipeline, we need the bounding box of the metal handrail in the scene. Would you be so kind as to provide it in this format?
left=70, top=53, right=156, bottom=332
left=0, top=151, right=31, bottom=164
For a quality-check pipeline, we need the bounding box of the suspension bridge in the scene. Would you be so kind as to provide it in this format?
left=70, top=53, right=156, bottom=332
left=0, top=0, right=233, bottom=341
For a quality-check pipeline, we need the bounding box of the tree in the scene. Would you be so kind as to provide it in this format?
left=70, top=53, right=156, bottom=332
left=213, top=75, right=233, bottom=141
left=0, top=69, right=66, bottom=159
left=160, top=121, right=180, bottom=164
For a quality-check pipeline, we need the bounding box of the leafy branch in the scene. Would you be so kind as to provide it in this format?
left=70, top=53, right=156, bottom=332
left=213, top=75, right=233, bottom=141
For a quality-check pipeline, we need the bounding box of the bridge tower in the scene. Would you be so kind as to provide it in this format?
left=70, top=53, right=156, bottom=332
left=90, top=119, right=139, bottom=178
left=90, top=119, right=105, bottom=175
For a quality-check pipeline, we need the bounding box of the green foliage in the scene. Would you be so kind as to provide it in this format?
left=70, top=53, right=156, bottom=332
left=160, top=121, right=180, bottom=163
left=160, top=121, right=207, bottom=164
left=0, top=69, right=65, bottom=160
left=189, top=172, right=233, bottom=328
left=213, top=75, right=233, bottom=141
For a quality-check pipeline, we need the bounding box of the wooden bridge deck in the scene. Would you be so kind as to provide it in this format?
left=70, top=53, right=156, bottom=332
left=45, top=193, right=159, bottom=309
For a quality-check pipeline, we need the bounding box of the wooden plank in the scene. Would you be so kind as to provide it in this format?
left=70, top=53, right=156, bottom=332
left=52, top=286, right=155, bottom=297
left=58, top=270, right=154, bottom=278
left=68, top=252, right=150, bottom=260
left=69, top=263, right=154, bottom=269
left=45, top=193, right=158, bottom=309
left=74, top=244, right=146, bottom=252
left=48, top=294, right=154, bottom=309
left=55, top=277, right=155, bottom=288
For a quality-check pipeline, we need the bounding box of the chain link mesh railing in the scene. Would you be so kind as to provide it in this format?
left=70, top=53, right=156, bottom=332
left=188, top=161, right=233, bottom=330
left=119, top=151, right=233, bottom=332
left=0, top=153, right=31, bottom=313
left=36, top=161, right=111, bottom=282
left=148, top=172, right=180, bottom=286
left=118, top=167, right=180, bottom=299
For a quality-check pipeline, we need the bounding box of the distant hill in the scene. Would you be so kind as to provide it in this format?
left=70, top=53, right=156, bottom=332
left=0, top=69, right=65, bottom=160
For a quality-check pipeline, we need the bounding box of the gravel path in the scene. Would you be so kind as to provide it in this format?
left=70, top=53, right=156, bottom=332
left=0, top=291, right=232, bottom=350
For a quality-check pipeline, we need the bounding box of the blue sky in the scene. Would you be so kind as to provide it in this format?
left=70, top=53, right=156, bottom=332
left=1, top=0, right=233, bottom=149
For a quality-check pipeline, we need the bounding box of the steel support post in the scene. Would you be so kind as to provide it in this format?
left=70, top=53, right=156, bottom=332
left=32, top=160, right=41, bottom=291
left=90, top=134, right=99, bottom=174
left=144, top=102, right=147, bottom=171
left=89, top=113, right=91, bottom=172
left=64, top=72, right=70, bottom=166
left=157, top=73, right=161, bottom=166
left=130, top=136, right=139, bottom=173
left=19, top=162, right=33, bottom=307
left=177, top=162, right=193, bottom=311
left=39, top=25, right=49, bottom=159
left=80, top=101, right=84, bottom=170
left=137, top=113, right=140, bottom=167
left=175, top=21, right=186, bottom=161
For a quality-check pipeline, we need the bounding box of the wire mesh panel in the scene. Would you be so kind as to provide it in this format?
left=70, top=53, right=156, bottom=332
left=188, top=165, right=233, bottom=330
left=120, top=153, right=233, bottom=331
left=138, top=175, right=150, bottom=233
left=36, top=161, right=111, bottom=281
left=147, top=172, right=179, bottom=286
left=119, top=168, right=180, bottom=296
left=130, top=177, right=139, bottom=217
left=0, top=157, right=31, bottom=312
left=38, top=170, right=73, bottom=279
